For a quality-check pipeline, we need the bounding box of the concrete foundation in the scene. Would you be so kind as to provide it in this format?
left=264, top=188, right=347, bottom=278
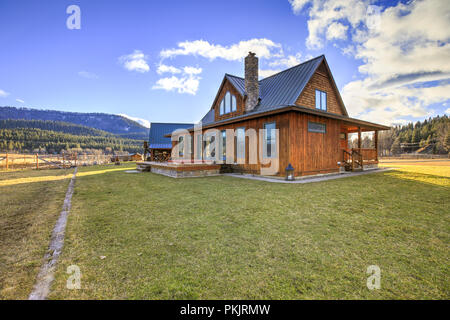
left=150, top=162, right=221, bottom=178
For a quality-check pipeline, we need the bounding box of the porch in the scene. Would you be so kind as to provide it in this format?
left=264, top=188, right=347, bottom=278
left=340, top=122, right=381, bottom=172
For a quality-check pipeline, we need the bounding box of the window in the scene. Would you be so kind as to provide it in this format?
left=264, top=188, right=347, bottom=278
left=231, top=95, right=237, bottom=112
left=178, top=136, right=184, bottom=157
left=225, top=92, right=231, bottom=113
left=219, top=91, right=237, bottom=115
left=263, top=122, right=276, bottom=158
left=221, top=130, right=226, bottom=161
left=236, top=127, right=245, bottom=161
left=220, top=99, right=225, bottom=115
left=308, top=121, right=326, bottom=133
left=315, top=89, right=327, bottom=111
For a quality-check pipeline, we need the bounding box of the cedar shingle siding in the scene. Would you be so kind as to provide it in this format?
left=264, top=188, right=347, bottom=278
left=295, top=70, right=345, bottom=115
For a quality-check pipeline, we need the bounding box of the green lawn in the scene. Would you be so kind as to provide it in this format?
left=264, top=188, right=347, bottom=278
left=46, top=163, right=449, bottom=299
left=0, top=168, right=73, bottom=299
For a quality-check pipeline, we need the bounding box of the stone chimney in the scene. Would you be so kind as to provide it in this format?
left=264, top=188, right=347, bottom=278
left=244, top=52, right=259, bottom=112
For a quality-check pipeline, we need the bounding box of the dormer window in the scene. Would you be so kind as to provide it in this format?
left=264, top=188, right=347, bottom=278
left=219, top=91, right=237, bottom=115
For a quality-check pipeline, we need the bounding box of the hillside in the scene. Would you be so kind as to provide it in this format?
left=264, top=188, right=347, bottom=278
left=378, top=115, right=449, bottom=155
left=0, top=119, right=144, bottom=153
left=0, top=127, right=143, bottom=154
left=0, top=106, right=149, bottom=140
left=0, top=119, right=115, bottom=137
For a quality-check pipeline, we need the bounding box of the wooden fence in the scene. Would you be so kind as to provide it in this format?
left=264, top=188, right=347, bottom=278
left=0, top=152, right=112, bottom=171
left=380, top=154, right=449, bottom=160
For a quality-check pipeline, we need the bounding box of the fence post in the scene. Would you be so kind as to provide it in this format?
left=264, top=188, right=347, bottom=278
left=63, top=152, right=65, bottom=169
left=6, top=152, right=8, bottom=170
left=36, top=153, right=39, bottom=170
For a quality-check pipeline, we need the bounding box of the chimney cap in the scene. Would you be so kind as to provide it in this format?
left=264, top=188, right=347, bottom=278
left=247, top=52, right=256, bottom=57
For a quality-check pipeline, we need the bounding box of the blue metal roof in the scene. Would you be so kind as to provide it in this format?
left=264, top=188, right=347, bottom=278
left=201, top=55, right=326, bottom=125
left=225, top=74, right=246, bottom=95
left=148, top=122, right=193, bottom=149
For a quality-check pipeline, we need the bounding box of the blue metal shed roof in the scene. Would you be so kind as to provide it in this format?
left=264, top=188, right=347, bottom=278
left=148, top=122, right=193, bottom=149
left=201, top=55, right=325, bottom=125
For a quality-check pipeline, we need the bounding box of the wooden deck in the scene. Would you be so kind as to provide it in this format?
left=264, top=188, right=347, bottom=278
left=136, top=161, right=221, bottom=178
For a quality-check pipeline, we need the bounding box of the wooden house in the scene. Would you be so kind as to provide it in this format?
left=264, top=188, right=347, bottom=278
left=130, top=153, right=143, bottom=161
left=170, top=53, right=390, bottom=177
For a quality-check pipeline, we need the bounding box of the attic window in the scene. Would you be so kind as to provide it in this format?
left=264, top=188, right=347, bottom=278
left=315, top=89, right=327, bottom=111
left=219, top=91, right=237, bottom=115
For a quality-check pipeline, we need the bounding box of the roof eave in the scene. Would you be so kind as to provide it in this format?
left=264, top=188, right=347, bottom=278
left=174, top=105, right=389, bottom=133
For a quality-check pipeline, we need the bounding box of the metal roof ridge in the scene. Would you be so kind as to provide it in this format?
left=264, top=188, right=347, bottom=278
left=259, top=55, right=324, bottom=82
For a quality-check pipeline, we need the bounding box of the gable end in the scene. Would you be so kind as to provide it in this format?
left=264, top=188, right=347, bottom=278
left=295, top=59, right=349, bottom=117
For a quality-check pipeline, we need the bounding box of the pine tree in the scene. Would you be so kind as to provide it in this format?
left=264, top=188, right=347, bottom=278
left=391, top=137, right=402, bottom=155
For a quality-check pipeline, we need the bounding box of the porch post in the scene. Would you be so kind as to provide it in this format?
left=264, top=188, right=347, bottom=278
left=375, top=130, right=379, bottom=162
left=358, top=127, right=362, bottom=150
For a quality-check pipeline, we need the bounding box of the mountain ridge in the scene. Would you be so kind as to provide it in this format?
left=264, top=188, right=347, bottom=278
left=0, top=106, right=149, bottom=140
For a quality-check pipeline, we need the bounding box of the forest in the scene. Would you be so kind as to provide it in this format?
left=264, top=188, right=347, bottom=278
left=0, top=120, right=143, bottom=154
left=377, top=115, right=449, bottom=155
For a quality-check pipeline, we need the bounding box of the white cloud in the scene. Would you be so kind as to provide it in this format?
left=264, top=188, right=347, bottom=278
left=119, top=50, right=150, bottom=73
left=445, top=108, right=450, bottom=115
left=269, top=53, right=302, bottom=68
left=118, top=114, right=150, bottom=128
left=289, top=0, right=311, bottom=13
left=78, top=71, right=99, bottom=79
left=153, top=75, right=200, bottom=95
left=160, top=38, right=283, bottom=61
left=0, top=89, right=9, bottom=97
left=157, top=64, right=182, bottom=75
left=326, top=22, right=348, bottom=40
left=183, top=66, right=202, bottom=75
left=291, top=0, right=450, bottom=124
left=259, top=69, right=282, bottom=78
left=153, top=65, right=203, bottom=95
left=16, top=98, right=25, bottom=104
left=158, top=39, right=308, bottom=93
left=290, top=0, right=369, bottom=50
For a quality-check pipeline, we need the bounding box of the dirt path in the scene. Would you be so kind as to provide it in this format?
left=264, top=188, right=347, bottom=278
left=28, top=167, right=77, bottom=300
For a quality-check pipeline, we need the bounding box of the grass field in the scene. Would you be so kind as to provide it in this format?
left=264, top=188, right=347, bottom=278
left=0, top=168, right=73, bottom=299
left=39, top=162, right=449, bottom=299
left=1, top=162, right=448, bottom=299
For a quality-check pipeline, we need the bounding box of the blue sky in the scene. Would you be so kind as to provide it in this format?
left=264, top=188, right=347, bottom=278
left=0, top=0, right=449, bottom=127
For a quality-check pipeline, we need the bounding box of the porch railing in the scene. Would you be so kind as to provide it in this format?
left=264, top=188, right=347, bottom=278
left=342, top=148, right=378, bottom=171
left=352, top=148, right=378, bottom=162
